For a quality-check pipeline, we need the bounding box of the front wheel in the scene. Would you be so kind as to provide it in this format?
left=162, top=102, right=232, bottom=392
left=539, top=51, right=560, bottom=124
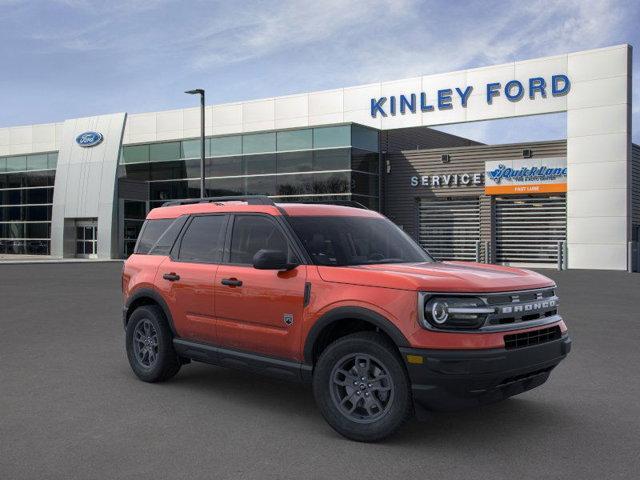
left=313, top=332, right=412, bottom=442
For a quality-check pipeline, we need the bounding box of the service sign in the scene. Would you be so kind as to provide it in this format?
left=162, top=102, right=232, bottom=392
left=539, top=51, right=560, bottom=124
left=484, top=157, right=567, bottom=195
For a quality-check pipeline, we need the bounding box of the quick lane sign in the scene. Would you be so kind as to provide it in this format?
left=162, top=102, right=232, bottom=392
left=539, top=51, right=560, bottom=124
left=370, top=74, right=570, bottom=117
left=485, top=157, right=567, bottom=195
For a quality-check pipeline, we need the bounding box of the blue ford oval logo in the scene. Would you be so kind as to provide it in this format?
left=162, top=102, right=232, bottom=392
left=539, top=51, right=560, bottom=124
left=76, top=131, right=103, bottom=147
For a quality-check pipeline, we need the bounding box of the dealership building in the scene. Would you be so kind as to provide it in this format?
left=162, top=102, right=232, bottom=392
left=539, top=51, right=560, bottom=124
left=0, top=44, right=637, bottom=271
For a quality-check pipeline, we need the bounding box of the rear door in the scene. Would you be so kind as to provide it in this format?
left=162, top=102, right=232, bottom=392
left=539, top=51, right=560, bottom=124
left=214, top=214, right=307, bottom=360
left=156, top=214, right=229, bottom=344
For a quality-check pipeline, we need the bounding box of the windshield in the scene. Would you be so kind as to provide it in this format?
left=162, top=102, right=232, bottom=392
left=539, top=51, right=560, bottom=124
left=287, top=215, right=434, bottom=266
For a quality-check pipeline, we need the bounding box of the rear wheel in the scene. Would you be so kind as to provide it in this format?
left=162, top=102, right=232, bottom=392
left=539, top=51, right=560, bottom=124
left=126, top=305, right=181, bottom=382
left=313, top=332, right=412, bottom=442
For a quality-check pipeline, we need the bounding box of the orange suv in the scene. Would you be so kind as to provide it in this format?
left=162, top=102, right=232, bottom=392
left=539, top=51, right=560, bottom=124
left=122, top=196, right=570, bottom=441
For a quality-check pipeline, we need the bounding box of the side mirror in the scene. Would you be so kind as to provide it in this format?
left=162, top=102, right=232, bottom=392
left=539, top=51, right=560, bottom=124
left=252, top=249, right=298, bottom=271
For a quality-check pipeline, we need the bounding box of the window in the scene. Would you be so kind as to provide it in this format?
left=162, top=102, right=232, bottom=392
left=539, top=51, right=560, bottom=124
left=313, top=126, right=350, bottom=149
left=47, top=153, right=58, bottom=169
left=149, top=215, right=188, bottom=256
left=124, top=163, right=151, bottom=181
left=178, top=215, right=227, bottom=263
left=6, top=156, right=27, bottom=172
left=243, top=132, right=276, bottom=154
left=288, top=216, right=432, bottom=266
left=122, top=145, right=150, bottom=164
left=27, top=154, right=49, bottom=171
left=181, top=139, right=208, bottom=159
left=150, top=142, right=181, bottom=162
left=276, top=173, right=314, bottom=196
left=245, top=153, right=276, bottom=175
left=150, top=161, right=188, bottom=181
left=211, top=136, right=242, bottom=157
left=277, top=129, right=312, bottom=151
left=277, top=151, right=313, bottom=173
left=135, top=218, right=174, bottom=254
left=207, top=156, right=243, bottom=177
left=351, top=125, right=379, bottom=152
left=229, top=215, right=290, bottom=264
left=206, top=177, right=244, bottom=196
left=245, top=175, right=276, bottom=196
left=313, top=149, right=350, bottom=171
left=351, top=149, right=379, bottom=173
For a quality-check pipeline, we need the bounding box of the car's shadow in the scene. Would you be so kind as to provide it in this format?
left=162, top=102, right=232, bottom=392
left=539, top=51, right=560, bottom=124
left=148, top=362, right=575, bottom=445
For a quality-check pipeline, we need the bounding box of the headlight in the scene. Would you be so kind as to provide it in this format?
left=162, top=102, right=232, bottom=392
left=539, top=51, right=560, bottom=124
left=421, top=296, right=494, bottom=330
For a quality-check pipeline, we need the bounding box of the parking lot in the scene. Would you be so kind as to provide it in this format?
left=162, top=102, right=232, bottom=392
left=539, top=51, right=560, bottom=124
left=1, top=262, right=639, bottom=479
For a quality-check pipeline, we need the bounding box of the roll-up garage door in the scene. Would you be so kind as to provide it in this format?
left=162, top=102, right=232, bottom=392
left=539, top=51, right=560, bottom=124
left=495, top=195, right=567, bottom=266
left=418, top=197, right=480, bottom=261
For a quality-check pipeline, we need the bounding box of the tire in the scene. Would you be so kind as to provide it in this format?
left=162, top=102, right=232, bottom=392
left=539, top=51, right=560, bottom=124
left=125, top=305, right=181, bottom=383
left=313, top=331, right=412, bottom=442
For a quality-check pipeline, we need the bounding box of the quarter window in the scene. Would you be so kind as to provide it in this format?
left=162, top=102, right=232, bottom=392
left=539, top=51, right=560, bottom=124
left=178, top=215, right=227, bottom=263
left=135, top=218, right=174, bottom=254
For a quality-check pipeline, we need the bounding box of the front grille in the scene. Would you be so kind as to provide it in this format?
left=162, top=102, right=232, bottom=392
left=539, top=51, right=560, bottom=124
left=504, top=326, right=562, bottom=349
left=484, top=288, right=558, bottom=327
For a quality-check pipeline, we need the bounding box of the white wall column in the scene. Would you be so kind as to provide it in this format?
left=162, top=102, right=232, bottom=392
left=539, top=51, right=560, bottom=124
left=566, top=45, right=632, bottom=270
left=50, top=113, right=126, bottom=259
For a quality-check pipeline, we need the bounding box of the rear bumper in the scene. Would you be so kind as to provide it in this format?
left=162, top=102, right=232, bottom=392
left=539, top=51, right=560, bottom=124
left=400, top=334, right=571, bottom=411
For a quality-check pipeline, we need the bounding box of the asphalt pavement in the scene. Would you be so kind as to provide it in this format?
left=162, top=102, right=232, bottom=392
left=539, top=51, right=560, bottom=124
left=0, top=263, right=639, bottom=479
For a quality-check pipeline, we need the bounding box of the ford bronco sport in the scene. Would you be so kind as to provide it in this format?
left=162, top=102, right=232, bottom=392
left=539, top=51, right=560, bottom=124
left=122, top=196, right=571, bottom=442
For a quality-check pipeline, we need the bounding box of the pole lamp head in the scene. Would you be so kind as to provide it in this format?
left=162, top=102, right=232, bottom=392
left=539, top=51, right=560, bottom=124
left=185, top=89, right=205, bottom=96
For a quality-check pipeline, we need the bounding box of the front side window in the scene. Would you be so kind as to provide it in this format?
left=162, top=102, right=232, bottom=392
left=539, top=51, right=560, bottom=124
left=288, top=216, right=433, bottom=266
left=229, top=215, right=290, bottom=265
left=177, top=215, right=227, bottom=263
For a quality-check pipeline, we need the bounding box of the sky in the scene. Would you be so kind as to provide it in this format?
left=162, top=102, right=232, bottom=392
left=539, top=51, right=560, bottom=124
left=0, top=0, right=638, bottom=144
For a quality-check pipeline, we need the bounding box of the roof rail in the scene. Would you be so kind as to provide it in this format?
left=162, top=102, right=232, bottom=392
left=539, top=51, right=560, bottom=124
left=161, top=195, right=276, bottom=207
left=297, top=200, right=370, bottom=210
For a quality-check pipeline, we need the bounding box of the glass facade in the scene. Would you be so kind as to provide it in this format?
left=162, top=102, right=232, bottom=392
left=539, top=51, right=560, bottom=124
left=118, top=124, right=380, bottom=255
left=0, top=152, right=57, bottom=255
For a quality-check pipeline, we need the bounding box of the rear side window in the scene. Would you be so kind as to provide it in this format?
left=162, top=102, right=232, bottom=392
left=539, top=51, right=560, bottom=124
left=177, top=215, right=227, bottom=263
left=148, top=215, right=188, bottom=255
left=135, top=218, right=174, bottom=254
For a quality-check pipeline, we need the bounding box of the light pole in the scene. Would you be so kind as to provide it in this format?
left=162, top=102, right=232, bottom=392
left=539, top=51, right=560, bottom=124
left=185, top=89, right=205, bottom=198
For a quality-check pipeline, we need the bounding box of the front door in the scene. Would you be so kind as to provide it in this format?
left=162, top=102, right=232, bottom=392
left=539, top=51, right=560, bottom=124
left=214, top=214, right=307, bottom=360
left=75, top=220, right=98, bottom=258
left=156, top=214, right=229, bottom=344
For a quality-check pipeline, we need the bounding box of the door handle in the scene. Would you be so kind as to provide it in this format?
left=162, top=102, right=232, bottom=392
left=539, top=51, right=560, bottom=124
left=163, top=272, right=180, bottom=281
left=221, top=278, right=243, bottom=287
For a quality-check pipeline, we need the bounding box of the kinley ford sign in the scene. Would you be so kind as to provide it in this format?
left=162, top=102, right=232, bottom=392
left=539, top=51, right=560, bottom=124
left=409, top=157, right=568, bottom=195
left=370, top=74, right=570, bottom=117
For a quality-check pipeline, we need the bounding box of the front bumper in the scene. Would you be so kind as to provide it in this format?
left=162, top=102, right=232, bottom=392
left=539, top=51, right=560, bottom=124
left=400, top=334, right=571, bottom=411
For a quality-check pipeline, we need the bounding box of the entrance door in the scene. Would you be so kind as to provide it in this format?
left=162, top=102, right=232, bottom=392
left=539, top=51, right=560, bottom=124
left=494, top=194, right=567, bottom=267
left=214, top=214, right=307, bottom=360
left=75, top=220, right=98, bottom=258
left=418, top=197, right=480, bottom=261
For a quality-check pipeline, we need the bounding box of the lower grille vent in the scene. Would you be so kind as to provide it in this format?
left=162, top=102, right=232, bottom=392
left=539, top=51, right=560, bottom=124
left=504, top=326, right=561, bottom=350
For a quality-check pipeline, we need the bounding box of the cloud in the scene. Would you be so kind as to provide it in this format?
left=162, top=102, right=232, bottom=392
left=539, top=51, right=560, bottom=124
left=1, top=0, right=637, bottom=141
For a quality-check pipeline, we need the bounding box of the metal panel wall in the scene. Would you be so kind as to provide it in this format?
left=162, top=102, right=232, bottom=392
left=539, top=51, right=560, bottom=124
left=632, top=143, right=640, bottom=228
left=494, top=195, right=567, bottom=266
left=381, top=126, right=481, bottom=153
left=418, top=197, right=480, bottom=260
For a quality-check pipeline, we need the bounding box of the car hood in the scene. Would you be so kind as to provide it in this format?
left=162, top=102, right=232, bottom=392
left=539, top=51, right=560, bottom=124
left=317, top=261, right=555, bottom=293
